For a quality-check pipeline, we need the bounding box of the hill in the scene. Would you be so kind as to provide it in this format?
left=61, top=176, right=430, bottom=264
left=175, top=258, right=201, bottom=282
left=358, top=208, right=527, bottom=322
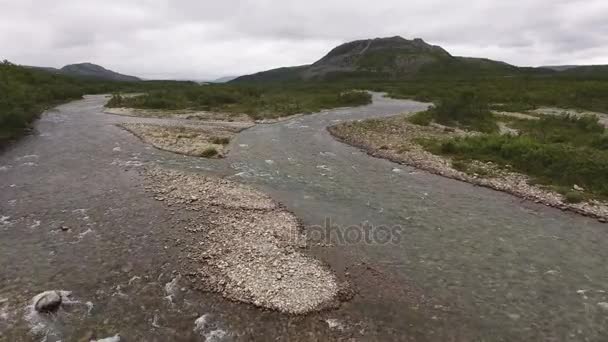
left=556, top=65, right=608, bottom=79
left=59, top=63, right=141, bottom=82
left=29, top=63, right=141, bottom=82
left=232, top=36, right=525, bottom=83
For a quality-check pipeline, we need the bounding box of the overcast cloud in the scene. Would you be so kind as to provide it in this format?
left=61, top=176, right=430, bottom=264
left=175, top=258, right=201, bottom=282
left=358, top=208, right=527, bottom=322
left=1, top=0, right=607, bottom=80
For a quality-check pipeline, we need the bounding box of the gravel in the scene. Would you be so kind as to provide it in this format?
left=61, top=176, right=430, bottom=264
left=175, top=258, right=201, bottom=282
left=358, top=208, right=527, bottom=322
left=119, top=123, right=237, bottom=158
left=142, top=167, right=341, bottom=314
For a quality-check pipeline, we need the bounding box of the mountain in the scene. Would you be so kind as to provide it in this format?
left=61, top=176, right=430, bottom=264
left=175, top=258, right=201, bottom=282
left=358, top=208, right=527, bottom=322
left=59, top=63, right=140, bottom=82
left=232, top=36, right=522, bottom=83
left=28, top=63, right=141, bottom=82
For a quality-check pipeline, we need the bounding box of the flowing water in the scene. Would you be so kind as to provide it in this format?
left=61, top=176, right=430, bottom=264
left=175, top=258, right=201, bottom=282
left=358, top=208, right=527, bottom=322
left=1, top=94, right=608, bottom=341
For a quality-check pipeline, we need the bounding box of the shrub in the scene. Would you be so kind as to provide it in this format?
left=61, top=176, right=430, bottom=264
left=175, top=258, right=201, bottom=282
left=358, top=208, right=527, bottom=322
left=337, top=91, right=372, bottom=106
left=210, top=137, right=230, bottom=145
left=407, top=91, right=498, bottom=133
left=200, top=147, right=219, bottom=158
left=106, top=94, right=124, bottom=107
left=408, top=111, right=433, bottom=126
left=451, top=159, right=469, bottom=172
left=564, top=191, right=585, bottom=203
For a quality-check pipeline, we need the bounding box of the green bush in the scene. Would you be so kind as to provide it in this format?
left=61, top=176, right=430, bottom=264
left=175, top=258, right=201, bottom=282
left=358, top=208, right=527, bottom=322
left=432, top=91, right=498, bottom=133
left=210, top=137, right=230, bottom=145
left=406, top=91, right=498, bottom=133
left=408, top=111, right=433, bottom=126
left=200, top=147, right=219, bottom=158
left=106, top=93, right=124, bottom=107
left=337, top=91, right=372, bottom=106
left=451, top=159, right=469, bottom=172
left=564, top=191, right=585, bottom=203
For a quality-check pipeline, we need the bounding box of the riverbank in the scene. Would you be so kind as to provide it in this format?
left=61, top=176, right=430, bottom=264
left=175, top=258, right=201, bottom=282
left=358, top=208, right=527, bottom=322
left=328, top=114, right=608, bottom=222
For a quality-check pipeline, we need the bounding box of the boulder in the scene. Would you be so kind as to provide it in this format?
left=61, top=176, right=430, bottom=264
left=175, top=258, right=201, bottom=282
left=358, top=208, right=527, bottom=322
left=34, top=290, right=62, bottom=313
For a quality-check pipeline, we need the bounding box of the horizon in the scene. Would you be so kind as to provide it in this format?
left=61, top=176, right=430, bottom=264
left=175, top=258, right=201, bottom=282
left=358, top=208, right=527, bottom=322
left=2, top=1, right=607, bottom=80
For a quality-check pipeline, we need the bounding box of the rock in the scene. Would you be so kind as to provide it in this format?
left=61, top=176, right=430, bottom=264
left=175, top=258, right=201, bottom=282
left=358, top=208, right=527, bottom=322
left=91, top=335, right=121, bottom=342
left=34, top=290, right=62, bottom=313
left=506, top=313, right=521, bottom=320
left=598, top=302, right=608, bottom=312
left=60, top=225, right=70, bottom=231
left=573, top=184, right=584, bottom=192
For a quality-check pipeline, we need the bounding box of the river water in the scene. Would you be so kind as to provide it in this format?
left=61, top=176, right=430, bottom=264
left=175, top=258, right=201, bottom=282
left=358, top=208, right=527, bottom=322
left=1, top=94, right=607, bottom=341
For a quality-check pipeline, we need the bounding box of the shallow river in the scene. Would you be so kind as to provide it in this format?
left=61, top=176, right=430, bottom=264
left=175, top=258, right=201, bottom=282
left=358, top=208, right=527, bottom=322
left=1, top=94, right=607, bottom=341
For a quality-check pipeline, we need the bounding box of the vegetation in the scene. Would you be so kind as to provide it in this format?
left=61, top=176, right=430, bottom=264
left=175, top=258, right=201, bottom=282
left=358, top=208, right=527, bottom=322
left=1, top=60, right=86, bottom=143
left=106, top=86, right=372, bottom=120
left=200, top=147, right=218, bottom=158
left=382, top=77, right=608, bottom=115
left=210, top=137, right=230, bottom=145
left=0, top=61, right=194, bottom=146
left=408, top=91, right=498, bottom=133
left=425, top=114, right=608, bottom=198
left=564, top=191, right=585, bottom=204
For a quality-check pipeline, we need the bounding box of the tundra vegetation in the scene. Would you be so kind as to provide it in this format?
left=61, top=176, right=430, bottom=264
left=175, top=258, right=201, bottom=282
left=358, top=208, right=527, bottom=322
left=106, top=86, right=372, bottom=120
left=390, top=91, right=608, bottom=202
left=420, top=107, right=608, bottom=201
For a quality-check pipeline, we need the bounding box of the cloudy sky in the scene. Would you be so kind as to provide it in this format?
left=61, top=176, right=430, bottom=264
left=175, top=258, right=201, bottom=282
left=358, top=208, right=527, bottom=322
left=1, top=0, right=606, bottom=80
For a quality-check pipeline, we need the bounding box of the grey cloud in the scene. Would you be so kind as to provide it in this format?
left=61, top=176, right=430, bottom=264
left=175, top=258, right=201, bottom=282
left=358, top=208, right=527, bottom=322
left=1, top=0, right=607, bottom=79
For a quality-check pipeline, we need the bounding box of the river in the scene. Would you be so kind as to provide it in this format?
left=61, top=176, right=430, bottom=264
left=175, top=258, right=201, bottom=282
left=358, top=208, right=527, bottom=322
left=1, top=93, right=607, bottom=341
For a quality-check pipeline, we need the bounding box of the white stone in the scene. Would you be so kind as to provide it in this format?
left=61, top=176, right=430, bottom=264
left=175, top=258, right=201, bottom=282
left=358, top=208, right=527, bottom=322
left=33, top=291, right=62, bottom=313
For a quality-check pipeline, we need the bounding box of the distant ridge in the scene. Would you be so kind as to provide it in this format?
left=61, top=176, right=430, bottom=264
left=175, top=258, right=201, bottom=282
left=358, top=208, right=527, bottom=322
left=29, top=62, right=141, bottom=82
left=212, top=76, right=239, bottom=83
left=541, top=65, right=581, bottom=72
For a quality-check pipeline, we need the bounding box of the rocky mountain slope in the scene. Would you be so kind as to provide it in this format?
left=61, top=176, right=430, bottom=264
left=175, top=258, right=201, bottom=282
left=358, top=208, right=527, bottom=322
left=232, top=36, right=520, bottom=82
